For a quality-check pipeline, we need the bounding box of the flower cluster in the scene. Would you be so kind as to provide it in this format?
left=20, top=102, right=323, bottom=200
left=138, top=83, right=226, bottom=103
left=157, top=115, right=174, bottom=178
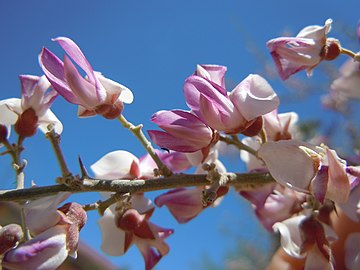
left=1, top=17, right=360, bottom=270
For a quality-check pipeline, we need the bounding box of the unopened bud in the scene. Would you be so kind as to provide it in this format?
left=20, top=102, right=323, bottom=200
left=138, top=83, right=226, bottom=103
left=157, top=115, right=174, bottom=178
left=0, top=124, right=8, bottom=143
left=321, top=38, right=341, bottom=61
left=0, top=224, right=23, bottom=255
left=14, top=108, right=38, bottom=138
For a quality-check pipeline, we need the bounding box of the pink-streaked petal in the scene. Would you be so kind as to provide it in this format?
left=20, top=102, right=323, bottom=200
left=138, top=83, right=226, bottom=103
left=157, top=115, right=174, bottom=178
left=230, top=74, right=279, bottom=121
left=151, top=110, right=212, bottom=143
left=19, top=75, right=41, bottom=100
left=64, top=55, right=99, bottom=108
left=155, top=188, right=204, bottom=223
left=135, top=242, right=162, bottom=270
left=148, top=130, right=203, bottom=152
left=195, top=64, right=227, bottom=89
left=25, top=192, right=71, bottom=235
left=184, top=75, right=230, bottom=118
left=326, top=148, right=350, bottom=203
left=90, top=150, right=140, bottom=179
left=39, top=48, right=79, bottom=104
left=240, top=183, right=276, bottom=208
left=258, top=140, right=318, bottom=192
left=344, top=233, right=360, bottom=270
left=53, top=37, right=96, bottom=85
left=98, top=209, right=127, bottom=256
left=37, top=109, right=63, bottom=134
left=2, top=225, right=68, bottom=270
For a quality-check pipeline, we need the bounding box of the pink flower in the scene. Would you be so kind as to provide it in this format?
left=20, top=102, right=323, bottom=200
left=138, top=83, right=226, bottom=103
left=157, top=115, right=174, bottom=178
left=273, top=214, right=337, bottom=270
left=258, top=140, right=350, bottom=203
left=267, top=19, right=338, bottom=80
left=240, top=184, right=305, bottom=231
left=39, top=37, right=133, bottom=119
left=148, top=109, right=217, bottom=155
left=0, top=75, right=62, bottom=138
left=184, top=72, right=279, bottom=134
left=194, top=64, right=227, bottom=88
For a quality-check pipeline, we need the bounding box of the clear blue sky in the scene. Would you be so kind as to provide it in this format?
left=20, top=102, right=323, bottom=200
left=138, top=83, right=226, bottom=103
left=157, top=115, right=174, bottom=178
left=0, top=1, right=359, bottom=269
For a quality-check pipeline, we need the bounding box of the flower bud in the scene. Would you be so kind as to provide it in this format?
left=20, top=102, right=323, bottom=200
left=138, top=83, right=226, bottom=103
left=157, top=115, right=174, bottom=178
left=14, top=108, right=38, bottom=138
left=0, top=224, right=23, bottom=255
left=321, top=38, right=341, bottom=61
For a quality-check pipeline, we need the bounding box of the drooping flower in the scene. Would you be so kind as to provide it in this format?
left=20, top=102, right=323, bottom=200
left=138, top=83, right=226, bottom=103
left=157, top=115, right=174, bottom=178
left=39, top=37, right=133, bottom=119
left=273, top=214, right=338, bottom=270
left=0, top=75, right=62, bottom=139
left=98, top=206, right=173, bottom=270
left=184, top=71, right=279, bottom=134
left=148, top=109, right=217, bottom=158
left=258, top=140, right=350, bottom=203
left=3, top=193, right=87, bottom=270
left=267, top=19, right=339, bottom=80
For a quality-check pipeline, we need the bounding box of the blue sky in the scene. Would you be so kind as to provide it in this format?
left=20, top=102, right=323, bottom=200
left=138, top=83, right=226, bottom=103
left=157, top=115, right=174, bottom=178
left=1, top=1, right=360, bottom=269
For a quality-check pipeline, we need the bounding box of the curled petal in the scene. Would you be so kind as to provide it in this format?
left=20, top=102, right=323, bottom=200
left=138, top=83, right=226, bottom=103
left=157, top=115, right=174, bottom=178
left=2, top=225, right=69, bottom=270
left=229, top=74, right=279, bottom=121
left=195, top=64, right=227, bottom=89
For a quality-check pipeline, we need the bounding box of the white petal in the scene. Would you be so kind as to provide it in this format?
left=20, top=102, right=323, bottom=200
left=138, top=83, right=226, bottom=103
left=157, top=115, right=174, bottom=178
left=91, top=150, right=139, bottom=179
left=38, top=109, right=63, bottom=134
left=0, top=98, right=21, bottom=125
left=98, top=209, right=126, bottom=256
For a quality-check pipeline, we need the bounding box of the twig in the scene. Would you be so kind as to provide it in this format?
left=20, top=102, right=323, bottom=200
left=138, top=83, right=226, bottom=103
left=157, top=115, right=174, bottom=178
left=0, top=172, right=275, bottom=203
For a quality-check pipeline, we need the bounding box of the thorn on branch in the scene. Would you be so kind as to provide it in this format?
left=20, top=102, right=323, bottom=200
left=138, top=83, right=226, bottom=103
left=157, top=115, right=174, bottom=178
left=78, top=156, right=89, bottom=178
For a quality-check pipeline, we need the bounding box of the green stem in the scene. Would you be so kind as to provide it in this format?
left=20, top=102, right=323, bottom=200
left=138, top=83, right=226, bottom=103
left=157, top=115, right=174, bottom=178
left=117, top=114, right=172, bottom=177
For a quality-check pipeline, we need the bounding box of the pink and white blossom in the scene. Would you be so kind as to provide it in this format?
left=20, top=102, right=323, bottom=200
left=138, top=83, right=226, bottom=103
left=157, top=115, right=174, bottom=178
left=184, top=73, right=279, bottom=134
left=148, top=109, right=216, bottom=155
left=267, top=19, right=336, bottom=80
left=258, top=140, right=350, bottom=203
left=39, top=37, right=133, bottom=119
left=0, top=75, right=62, bottom=138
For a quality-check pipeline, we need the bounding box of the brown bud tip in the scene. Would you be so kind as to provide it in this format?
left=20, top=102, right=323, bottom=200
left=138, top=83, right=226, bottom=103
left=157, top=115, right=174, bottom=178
left=321, top=38, right=341, bottom=61
left=0, top=124, right=8, bottom=143
left=0, top=224, right=23, bottom=255
left=14, top=108, right=38, bottom=138
left=58, top=202, right=87, bottom=230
